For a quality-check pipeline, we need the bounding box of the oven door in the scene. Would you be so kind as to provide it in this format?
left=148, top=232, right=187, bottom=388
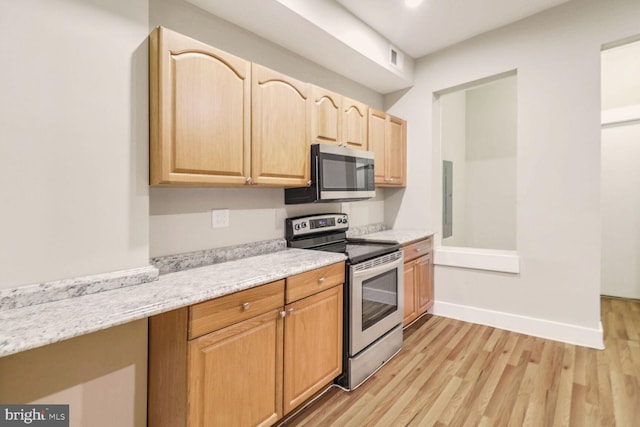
left=349, top=251, right=404, bottom=356
left=316, top=144, right=375, bottom=200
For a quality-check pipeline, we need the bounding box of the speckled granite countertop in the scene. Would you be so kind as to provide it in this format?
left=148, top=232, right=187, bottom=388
left=353, top=229, right=434, bottom=245
left=0, top=249, right=345, bottom=358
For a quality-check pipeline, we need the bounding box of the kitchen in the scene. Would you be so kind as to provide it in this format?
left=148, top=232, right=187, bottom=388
left=1, top=0, right=639, bottom=426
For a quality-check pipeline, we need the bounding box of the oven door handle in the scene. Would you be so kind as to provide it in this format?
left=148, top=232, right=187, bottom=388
left=351, top=253, right=404, bottom=281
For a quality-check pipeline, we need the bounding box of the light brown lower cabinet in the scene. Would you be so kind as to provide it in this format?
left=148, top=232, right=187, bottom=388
left=402, top=238, right=434, bottom=327
left=188, top=309, right=283, bottom=427
left=283, top=286, right=342, bottom=414
left=148, top=262, right=344, bottom=427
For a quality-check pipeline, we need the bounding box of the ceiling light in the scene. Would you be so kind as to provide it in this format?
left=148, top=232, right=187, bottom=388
left=404, top=0, right=424, bottom=8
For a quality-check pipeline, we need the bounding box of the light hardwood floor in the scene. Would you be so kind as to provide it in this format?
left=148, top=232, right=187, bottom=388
left=282, top=297, right=640, bottom=426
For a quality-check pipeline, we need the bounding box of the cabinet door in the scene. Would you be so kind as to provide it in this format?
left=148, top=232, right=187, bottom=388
left=310, top=85, right=341, bottom=146
left=403, top=260, right=418, bottom=327
left=416, top=254, right=434, bottom=314
left=342, top=97, right=368, bottom=150
left=149, top=27, right=251, bottom=186
left=252, top=64, right=310, bottom=187
left=188, top=309, right=283, bottom=427
left=369, top=109, right=387, bottom=185
left=386, top=115, right=406, bottom=186
left=283, top=286, right=343, bottom=414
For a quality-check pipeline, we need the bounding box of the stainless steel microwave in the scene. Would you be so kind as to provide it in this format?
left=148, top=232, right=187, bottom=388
left=284, top=144, right=375, bottom=204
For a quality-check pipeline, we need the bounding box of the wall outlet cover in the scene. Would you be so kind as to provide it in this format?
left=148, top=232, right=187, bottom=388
left=211, top=209, right=230, bottom=228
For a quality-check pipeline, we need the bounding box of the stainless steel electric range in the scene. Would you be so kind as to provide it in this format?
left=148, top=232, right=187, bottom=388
left=286, top=213, right=404, bottom=390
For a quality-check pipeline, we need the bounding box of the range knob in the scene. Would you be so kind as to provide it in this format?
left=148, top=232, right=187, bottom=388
left=294, top=224, right=301, bottom=230
left=301, top=222, right=307, bottom=228
left=342, top=217, right=348, bottom=224
left=337, top=218, right=342, bottom=224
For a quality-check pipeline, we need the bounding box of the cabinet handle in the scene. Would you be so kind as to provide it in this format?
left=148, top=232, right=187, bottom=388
left=242, top=302, right=250, bottom=311
left=246, top=177, right=253, bottom=185
left=307, top=180, right=312, bottom=186
left=288, top=308, right=295, bottom=314
left=416, top=248, right=423, bottom=252
left=280, top=310, right=286, bottom=318
left=318, top=277, right=325, bottom=283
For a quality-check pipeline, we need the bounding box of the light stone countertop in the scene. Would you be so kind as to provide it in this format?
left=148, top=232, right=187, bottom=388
left=352, top=229, right=434, bottom=245
left=0, top=248, right=346, bottom=358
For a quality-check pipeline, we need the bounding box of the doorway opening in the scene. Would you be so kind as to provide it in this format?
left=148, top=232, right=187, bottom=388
left=600, top=38, right=640, bottom=299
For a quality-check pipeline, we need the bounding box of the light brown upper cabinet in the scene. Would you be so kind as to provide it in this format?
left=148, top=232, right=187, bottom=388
left=149, top=27, right=251, bottom=186
left=150, top=27, right=311, bottom=187
left=252, top=64, right=311, bottom=187
left=310, top=86, right=368, bottom=150
left=341, top=97, right=368, bottom=150
left=310, top=86, right=341, bottom=146
left=368, top=109, right=406, bottom=187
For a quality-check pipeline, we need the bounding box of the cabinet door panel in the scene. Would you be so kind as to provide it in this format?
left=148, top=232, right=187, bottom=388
left=342, top=98, right=368, bottom=150
left=252, top=64, right=310, bottom=186
left=387, top=115, right=406, bottom=186
left=403, top=260, right=418, bottom=327
left=150, top=27, right=250, bottom=185
left=311, top=86, right=341, bottom=146
left=416, top=254, right=434, bottom=314
left=188, top=310, right=283, bottom=427
left=283, top=286, right=343, bottom=414
left=369, top=109, right=387, bottom=185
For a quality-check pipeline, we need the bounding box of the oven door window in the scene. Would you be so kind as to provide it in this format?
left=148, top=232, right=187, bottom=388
left=320, top=153, right=373, bottom=191
left=361, top=269, right=398, bottom=330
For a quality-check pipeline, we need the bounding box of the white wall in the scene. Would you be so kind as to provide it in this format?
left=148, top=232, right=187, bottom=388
left=384, top=0, right=640, bottom=346
left=601, top=40, right=640, bottom=299
left=441, top=91, right=467, bottom=247
left=0, top=0, right=150, bottom=289
left=441, top=77, right=517, bottom=250
left=149, top=0, right=386, bottom=257
left=464, top=76, right=517, bottom=250
left=601, top=40, right=640, bottom=110
left=601, top=124, right=640, bottom=299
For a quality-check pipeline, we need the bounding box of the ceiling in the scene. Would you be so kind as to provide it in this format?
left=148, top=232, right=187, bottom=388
left=336, top=0, right=570, bottom=59
left=187, top=0, right=570, bottom=93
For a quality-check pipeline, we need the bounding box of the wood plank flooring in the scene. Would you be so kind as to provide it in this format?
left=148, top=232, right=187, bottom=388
left=281, top=297, right=640, bottom=426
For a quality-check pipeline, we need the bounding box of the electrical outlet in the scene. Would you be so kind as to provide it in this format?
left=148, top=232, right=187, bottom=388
left=211, top=209, right=230, bottom=228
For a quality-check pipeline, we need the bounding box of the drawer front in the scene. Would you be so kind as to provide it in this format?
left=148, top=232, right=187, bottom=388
left=403, top=237, right=432, bottom=262
left=188, top=280, right=285, bottom=339
left=286, top=262, right=345, bottom=303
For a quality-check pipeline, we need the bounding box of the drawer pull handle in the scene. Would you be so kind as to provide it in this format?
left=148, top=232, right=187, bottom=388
left=318, top=277, right=325, bottom=283
left=288, top=308, right=295, bottom=314
left=242, top=302, right=250, bottom=311
left=280, top=310, right=286, bottom=318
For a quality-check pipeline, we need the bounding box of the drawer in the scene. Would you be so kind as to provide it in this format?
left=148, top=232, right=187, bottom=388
left=188, top=280, right=284, bottom=339
left=286, top=262, right=345, bottom=303
left=403, top=237, right=432, bottom=263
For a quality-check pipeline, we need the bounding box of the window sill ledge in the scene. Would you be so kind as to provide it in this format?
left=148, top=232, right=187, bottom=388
left=434, top=246, right=520, bottom=274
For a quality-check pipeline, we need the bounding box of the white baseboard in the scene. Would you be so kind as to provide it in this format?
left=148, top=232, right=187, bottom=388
left=431, top=301, right=604, bottom=349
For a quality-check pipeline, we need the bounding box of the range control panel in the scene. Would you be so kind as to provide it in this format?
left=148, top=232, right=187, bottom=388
left=286, top=213, right=348, bottom=239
